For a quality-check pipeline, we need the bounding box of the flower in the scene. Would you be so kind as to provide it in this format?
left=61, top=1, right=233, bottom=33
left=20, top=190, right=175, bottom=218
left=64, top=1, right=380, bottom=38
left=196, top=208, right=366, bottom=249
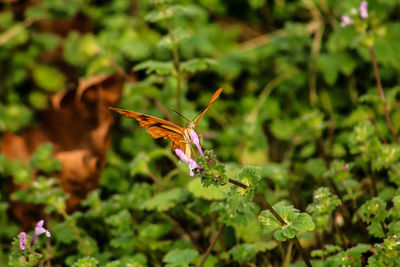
left=31, top=220, right=51, bottom=246
left=343, top=164, right=349, bottom=170
left=19, top=232, right=26, bottom=250
left=189, top=130, right=204, bottom=156
left=360, top=1, right=368, bottom=19
left=175, top=149, right=202, bottom=176
left=341, top=15, right=353, bottom=27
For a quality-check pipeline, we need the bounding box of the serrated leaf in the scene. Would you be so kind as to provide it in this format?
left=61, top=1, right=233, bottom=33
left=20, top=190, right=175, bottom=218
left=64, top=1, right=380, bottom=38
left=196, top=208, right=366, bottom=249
left=237, top=166, right=261, bottom=188
left=259, top=202, right=314, bottom=241
left=292, top=213, right=315, bottom=232
left=163, top=248, right=198, bottom=267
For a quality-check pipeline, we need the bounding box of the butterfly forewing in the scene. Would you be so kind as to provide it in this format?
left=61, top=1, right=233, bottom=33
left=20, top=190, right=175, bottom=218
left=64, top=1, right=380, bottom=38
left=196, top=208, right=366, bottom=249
left=109, top=107, right=187, bottom=152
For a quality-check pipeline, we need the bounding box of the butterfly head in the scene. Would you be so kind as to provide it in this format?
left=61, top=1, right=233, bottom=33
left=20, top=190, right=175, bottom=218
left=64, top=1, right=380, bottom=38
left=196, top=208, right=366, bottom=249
left=186, top=121, right=195, bottom=130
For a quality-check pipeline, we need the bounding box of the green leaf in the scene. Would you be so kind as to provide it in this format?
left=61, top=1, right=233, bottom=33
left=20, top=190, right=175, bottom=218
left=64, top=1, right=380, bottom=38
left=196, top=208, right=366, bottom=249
left=180, top=58, right=216, bottom=73
left=317, top=54, right=339, bottom=85
left=325, top=244, right=371, bottom=267
left=306, top=159, right=327, bottom=179
left=145, top=5, right=205, bottom=23
left=32, top=65, right=66, bottom=92
left=78, top=33, right=100, bottom=61
left=258, top=202, right=315, bottom=241
left=261, top=162, right=289, bottom=187
left=0, top=104, right=33, bottom=132
left=188, top=178, right=229, bottom=200
left=30, top=143, right=62, bottom=172
left=292, top=213, right=315, bottom=232
left=229, top=244, right=257, bottom=264
left=237, top=166, right=261, bottom=188
left=158, top=28, right=190, bottom=48
left=163, top=248, right=198, bottom=267
left=141, top=188, right=186, bottom=212
left=134, top=60, right=174, bottom=75
left=72, top=256, right=99, bottom=267
left=28, top=91, right=48, bottom=109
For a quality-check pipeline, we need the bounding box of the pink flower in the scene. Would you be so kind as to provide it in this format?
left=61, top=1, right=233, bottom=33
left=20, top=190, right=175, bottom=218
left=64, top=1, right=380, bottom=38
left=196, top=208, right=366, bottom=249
left=175, top=149, right=202, bottom=176
left=343, top=164, right=349, bottom=170
left=19, top=232, right=26, bottom=250
left=360, top=1, right=368, bottom=19
left=31, top=220, right=51, bottom=246
left=341, top=15, right=353, bottom=27
left=189, top=130, right=204, bottom=156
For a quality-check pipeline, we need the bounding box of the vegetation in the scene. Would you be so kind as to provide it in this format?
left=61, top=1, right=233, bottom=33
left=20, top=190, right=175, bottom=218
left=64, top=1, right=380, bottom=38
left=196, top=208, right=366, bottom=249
left=1, top=0, right=400, bottom=266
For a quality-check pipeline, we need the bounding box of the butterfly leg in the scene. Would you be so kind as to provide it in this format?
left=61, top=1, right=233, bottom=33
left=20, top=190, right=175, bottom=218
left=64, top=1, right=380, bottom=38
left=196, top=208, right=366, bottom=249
left=198, top=133, right=203, bottom=146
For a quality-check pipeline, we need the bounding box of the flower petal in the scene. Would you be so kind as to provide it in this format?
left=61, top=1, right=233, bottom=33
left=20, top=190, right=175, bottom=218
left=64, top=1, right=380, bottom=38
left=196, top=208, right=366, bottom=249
left=19, top=232, right=26, bottom=250
left=32, top=220, right=51, bottom=246
left=175, top=149, right=202, bottom=176
left=341, top=16, right=353, bottom=27
left=360, top=1, right=368, bottom=19
left=189, top=130, right=204, bottom=156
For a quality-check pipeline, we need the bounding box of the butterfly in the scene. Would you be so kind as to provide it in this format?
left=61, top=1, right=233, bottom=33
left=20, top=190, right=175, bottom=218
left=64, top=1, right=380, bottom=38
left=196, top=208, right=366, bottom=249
left=110, top=88, right=223, bottom=158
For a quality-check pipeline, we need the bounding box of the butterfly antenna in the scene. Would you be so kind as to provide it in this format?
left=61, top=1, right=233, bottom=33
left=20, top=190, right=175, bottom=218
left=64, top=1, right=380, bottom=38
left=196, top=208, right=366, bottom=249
left=171, top=108, right=190, bottom=122
left=192, top=104, right=210, bottom=121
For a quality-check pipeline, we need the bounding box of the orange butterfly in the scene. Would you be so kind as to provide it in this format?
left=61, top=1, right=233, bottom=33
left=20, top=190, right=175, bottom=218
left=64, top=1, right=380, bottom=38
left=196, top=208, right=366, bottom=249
left=110, top=88, right=223, bottom=157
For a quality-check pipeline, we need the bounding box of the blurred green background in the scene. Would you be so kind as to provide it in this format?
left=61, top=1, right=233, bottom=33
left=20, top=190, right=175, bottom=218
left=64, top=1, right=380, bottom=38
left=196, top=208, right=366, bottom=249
left=1, top=0, right=400, bottom=266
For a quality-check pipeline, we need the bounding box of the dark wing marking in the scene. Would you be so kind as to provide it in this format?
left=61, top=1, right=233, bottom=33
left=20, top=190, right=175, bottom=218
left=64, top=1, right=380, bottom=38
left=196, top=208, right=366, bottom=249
left=109, top=107, right=187, bottom=151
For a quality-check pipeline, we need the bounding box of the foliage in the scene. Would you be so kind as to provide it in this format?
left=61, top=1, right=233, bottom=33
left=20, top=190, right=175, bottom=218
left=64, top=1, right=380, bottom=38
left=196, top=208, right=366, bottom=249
left=1, top=0, right=400, bottom=266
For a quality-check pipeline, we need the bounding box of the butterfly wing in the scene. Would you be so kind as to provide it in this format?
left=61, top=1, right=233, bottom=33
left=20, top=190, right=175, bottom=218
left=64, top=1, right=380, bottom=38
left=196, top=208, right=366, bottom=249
left=109, top=107, right=187, bottom=152
left=195, top=88, right=223, bottom=126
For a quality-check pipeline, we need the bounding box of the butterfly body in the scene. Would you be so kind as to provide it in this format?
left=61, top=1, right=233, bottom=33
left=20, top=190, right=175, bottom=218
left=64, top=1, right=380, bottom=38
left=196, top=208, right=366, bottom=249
left=110, top=88, right=222, bottom=157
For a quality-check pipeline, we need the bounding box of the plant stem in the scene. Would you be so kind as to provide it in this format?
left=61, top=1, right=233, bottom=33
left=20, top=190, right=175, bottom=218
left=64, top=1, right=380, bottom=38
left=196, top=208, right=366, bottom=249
left=228, top=178, right=312, bottom=267
left=166, top=19, right=182, bottom=120
left=283, top=241, right=294, bottom=267
left=60, top=210, right=90, bottom=256
left=368, top=46, right=399, bottom=143
left=199, top=224, right=225, bottom=267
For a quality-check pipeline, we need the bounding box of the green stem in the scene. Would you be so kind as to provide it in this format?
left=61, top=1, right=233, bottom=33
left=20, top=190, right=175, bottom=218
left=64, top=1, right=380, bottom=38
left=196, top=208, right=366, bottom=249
left=368, top=46, right=399, bottom=143
left=283, top=241, right=293, bottom=267
left=60, top=210, right=90, bottom=256
left=166, top=19, right=182, bottom=121
left=228, top=178, right=312, bottom=267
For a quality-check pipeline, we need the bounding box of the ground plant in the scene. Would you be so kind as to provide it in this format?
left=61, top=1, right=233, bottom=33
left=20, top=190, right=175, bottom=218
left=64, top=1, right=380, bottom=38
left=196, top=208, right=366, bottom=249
left=1, top=0, right=400, bottom=266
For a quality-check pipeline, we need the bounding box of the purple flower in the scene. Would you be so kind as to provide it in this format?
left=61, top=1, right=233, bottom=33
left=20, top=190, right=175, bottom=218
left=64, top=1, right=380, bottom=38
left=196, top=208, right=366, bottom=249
left=31, top=220, right=51, bottom=246
left=175, top=149, right=202, bottom=176
left=341, top=15, right=353, bottom=27
left=19, top=232, right=26, bottom=250
left=360, top=1, right=368, bottom=19
left=189, top=130, right=204, bottom=156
